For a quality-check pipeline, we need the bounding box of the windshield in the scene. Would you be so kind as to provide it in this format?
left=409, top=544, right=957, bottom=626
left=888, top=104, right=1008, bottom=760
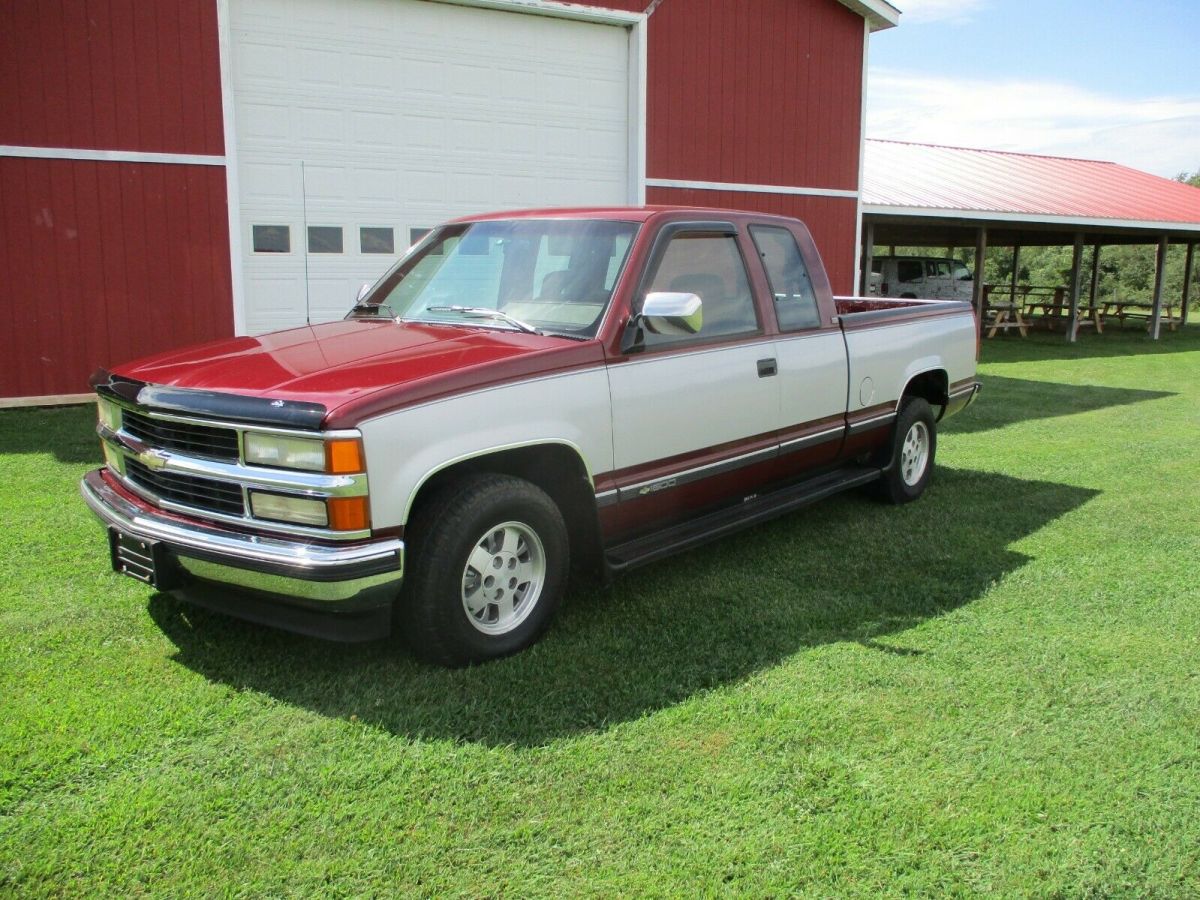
left=360, top=219, right=639, bottom=338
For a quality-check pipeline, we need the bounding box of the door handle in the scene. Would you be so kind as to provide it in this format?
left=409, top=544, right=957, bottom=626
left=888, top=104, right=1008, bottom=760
left=757, top=357, right=777, bottom=378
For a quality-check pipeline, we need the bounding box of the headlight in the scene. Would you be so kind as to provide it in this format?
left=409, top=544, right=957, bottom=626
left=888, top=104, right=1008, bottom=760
left=243, top=433, right=326, bottom=472
left=243, top=433, right=365, bottom=474
left=97, top=398, right=122, bottom=432
left=249, top=491, right=329, bottom=527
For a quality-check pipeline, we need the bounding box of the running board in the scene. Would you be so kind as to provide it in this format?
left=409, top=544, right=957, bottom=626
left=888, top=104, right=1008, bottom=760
left=604, top=465, right=882, bottom=573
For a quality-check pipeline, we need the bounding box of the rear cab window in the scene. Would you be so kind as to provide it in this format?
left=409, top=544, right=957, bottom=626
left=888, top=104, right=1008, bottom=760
left=749, top=225, right=820, bottom=331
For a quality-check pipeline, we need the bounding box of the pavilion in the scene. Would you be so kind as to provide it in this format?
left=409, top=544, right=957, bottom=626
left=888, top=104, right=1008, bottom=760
left=859, top=140, right=1200, bottom=339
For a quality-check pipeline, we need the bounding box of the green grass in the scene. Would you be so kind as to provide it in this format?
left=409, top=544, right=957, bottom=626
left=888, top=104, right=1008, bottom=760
left=3, top=326, right=1199, bottom=896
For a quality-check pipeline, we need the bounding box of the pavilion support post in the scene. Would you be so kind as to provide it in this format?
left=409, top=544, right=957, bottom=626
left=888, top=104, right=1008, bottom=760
left=1066, top=233, right=1084, bottom=342
left=1010, top=244, right=1021, bottom=306
left=972, top=226, right=988, bottom=327
left=1182, top=243, right=1195, bottom=327
left=1090, top=244, right=1102, bottom=331
left=861, top=221, right=875, bottom=297
left=1150, top=234, right=1168, bottom=340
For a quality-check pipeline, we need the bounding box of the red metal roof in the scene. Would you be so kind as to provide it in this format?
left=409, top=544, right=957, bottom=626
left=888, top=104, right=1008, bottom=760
left=863, top=140, right=1200, bottom=231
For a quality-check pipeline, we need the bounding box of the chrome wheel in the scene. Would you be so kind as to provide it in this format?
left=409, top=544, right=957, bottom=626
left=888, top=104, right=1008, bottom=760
left=460, top=520, right=546, bottom=636
left=900, top=420, right=931, bottom=486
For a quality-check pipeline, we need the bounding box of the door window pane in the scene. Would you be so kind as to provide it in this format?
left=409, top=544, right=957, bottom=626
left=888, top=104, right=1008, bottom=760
left=750, top=225, right=820, bottom=331
left=642, top=233, right=758, bottom=347
left=252, top=225, right=290, bottom=253
left=897, top=260, right=923, bottom=282
left=308, top=226, right=343, bottom=254
left=360, top=227, right=395, bottom=254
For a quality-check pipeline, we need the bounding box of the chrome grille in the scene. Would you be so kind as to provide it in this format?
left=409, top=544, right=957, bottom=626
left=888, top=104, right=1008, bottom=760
left=125, top=457, right=245, bottom=517
left=122, top=410, right=239, bottom=461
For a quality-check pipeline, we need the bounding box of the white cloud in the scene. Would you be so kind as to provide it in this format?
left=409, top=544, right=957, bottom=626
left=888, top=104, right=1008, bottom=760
left=893, top=0, right=989, bottom=25
left=866, top=69, right=1200, bottom=177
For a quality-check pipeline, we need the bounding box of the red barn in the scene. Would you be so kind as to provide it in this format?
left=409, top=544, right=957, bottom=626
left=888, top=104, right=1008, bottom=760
left=0, top=0, right=898, bottom=402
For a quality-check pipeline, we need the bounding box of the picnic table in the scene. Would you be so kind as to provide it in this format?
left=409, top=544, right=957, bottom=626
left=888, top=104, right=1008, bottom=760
left=1101, top=299, right=1180, bottom=331
left=981, top=285, right=1029, bottom=338
left=1021, top=288, right=1104, bottom=334
left=982, top=284, right=1102, bottom=336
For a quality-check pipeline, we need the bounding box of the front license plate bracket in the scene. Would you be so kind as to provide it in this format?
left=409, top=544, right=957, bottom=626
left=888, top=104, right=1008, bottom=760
left=108, top=529, right=180, bottom=591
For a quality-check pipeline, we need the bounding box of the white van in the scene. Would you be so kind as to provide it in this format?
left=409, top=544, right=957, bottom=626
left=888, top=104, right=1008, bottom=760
left=869, top=256, right=973, bottom=301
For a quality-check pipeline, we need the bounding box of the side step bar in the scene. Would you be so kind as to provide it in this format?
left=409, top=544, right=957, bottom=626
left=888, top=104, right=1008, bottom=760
left=604, top=465, right=882, bottom=573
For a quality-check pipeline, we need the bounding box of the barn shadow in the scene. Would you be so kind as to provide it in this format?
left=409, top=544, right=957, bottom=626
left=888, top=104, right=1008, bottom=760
left=0, top=404, right=99, bottom=464
left=148, top=467, right=1098, bottom=747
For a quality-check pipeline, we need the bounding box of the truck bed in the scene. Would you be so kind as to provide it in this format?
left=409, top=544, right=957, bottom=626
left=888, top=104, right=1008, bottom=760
left=833, top=296, right=974, bottom=327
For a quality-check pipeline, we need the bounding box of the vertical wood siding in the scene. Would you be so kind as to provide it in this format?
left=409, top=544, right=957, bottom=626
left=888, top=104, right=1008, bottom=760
left=0, top=0, right=224, bottom=155
left=646, top=186, right=859, bottom=294
left=0, top=158, right=232, bottom=397
left=645, top=0, right=864, bottom=191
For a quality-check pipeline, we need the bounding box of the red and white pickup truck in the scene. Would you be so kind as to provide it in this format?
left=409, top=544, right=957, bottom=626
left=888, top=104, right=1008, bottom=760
left=82, top=206, right=979, bottom=665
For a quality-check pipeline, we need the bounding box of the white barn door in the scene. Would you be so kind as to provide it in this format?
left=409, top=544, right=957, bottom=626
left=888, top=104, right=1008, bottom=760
left=230, top=0, right=632, bottom=333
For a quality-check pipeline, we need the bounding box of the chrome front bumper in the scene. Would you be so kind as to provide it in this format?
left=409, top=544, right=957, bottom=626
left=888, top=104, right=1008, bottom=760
left=82, top=470, right=404, bottom=638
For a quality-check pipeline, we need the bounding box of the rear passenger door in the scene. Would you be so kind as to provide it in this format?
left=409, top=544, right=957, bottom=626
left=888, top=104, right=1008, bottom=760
left=750, top=225, right=848, bottom=474
left=606, top=223, right=780, bottom=531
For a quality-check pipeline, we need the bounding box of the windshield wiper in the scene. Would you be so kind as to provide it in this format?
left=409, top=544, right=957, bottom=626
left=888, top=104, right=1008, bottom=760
left=426, top=306, right=542, bottom=335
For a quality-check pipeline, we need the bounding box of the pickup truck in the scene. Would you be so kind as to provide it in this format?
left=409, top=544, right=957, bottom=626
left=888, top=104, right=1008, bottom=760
left=81, top=206, right=980, bottom=666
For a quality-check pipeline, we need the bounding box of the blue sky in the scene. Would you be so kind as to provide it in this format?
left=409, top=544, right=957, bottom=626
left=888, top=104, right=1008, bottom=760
left=866, top=0, right=1199, bottom=176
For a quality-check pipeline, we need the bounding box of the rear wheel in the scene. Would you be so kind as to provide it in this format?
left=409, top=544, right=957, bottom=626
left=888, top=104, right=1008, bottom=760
left=398, top=474, right=568, bottom=666
left=873, top=396, right=936, bottom=504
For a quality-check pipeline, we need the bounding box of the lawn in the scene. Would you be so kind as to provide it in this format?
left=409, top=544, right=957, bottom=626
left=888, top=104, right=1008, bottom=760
left=2, top=326, right=1199, bottom=896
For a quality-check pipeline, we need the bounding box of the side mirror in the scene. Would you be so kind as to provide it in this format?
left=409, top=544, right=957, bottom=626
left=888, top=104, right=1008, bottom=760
left=356, top=282, right=373, bottom=302
left=641, top=291, right=703, bottom=336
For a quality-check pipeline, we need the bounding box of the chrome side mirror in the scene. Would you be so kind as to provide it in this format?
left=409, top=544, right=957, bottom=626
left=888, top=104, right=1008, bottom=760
left=641, top=291, right=703, bottom=335
left=356, top=282, right=373, bottom=302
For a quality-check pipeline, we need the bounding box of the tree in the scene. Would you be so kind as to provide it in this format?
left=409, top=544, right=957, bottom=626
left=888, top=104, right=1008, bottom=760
left=1174, top=169, right=1200, bottom=188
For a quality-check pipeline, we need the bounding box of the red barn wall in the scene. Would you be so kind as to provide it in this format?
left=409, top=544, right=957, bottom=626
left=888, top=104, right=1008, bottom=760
left=644, top=0, right=864, bottom=191
left=0, top=0, right=231, bottom=399
left=640, top=0, right=864, bottom=294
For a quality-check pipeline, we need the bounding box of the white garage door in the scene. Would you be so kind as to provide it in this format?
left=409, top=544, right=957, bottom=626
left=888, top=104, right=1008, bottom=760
left=231, top=0, right=633, bottom=333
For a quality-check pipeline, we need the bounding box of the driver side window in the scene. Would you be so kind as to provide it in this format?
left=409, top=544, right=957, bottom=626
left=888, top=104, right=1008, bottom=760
left=641, top=233, right=759, bottom=348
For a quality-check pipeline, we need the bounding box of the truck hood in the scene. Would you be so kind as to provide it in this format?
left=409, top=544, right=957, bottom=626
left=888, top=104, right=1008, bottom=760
left=110, top=320, right=604, bottom=428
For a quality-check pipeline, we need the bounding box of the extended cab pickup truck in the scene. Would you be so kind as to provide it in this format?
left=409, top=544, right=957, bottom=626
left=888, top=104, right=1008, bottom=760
left=82, top=207, right=979, bottom=665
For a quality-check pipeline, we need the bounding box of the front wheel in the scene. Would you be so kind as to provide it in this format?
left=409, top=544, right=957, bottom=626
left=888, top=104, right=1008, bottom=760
left=399, top=474, right=568, bottom=666
left=873, top=396, right=937, bottom=504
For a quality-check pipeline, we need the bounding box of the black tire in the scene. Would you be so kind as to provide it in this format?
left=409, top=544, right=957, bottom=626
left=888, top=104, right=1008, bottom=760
left=872, top=396, right=937, bottom=504
left=398, top=474, right=569, bottom=667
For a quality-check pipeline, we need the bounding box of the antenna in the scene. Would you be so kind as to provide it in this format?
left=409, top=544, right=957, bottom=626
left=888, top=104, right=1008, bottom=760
left=300, top=160, right=311, bottom=325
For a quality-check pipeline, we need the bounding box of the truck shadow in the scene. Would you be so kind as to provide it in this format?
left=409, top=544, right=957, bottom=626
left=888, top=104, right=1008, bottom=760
left=943, top=375, right=1173, bottom=435
left=148, top=467, right=1098, bottom=747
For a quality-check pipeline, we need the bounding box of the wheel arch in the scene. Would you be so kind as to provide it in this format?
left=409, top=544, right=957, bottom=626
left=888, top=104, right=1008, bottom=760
left=898, top=367, right=950, bottom=417
left=404, top=441, right=604, bottom=577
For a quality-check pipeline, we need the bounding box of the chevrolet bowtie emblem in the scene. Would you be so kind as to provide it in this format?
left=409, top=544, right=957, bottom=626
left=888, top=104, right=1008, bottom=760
left=137, top=449, right=169, bottom=470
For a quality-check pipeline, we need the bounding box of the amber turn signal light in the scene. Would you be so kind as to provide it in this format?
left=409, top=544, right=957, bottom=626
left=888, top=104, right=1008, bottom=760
left=325, top=438, right=365, bottom=474
left=326, top=496, right=370, bottom=531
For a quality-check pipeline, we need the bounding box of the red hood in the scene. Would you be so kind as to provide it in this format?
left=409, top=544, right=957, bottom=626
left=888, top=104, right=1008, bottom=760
left=112, top=320, right=604, bottom=428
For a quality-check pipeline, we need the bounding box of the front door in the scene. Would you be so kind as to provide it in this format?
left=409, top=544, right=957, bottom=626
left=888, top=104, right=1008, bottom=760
left=606, top=226, right=779, bottom=537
